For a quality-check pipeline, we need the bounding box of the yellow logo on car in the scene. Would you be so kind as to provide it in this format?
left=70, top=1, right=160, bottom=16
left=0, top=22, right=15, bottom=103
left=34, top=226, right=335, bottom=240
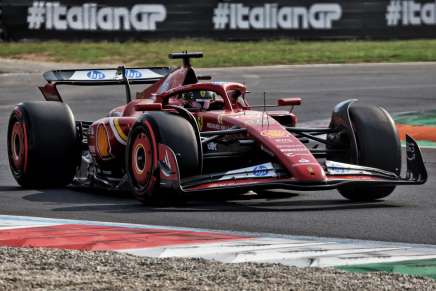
left=196, top=116, right=204, bottom=130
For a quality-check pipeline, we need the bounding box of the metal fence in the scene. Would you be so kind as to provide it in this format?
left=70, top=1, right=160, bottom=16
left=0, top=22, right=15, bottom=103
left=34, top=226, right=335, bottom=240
left=1, top=0, right=436, bottom=40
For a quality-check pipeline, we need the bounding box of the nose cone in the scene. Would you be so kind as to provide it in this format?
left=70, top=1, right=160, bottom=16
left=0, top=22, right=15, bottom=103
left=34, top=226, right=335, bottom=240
left=289, top=162, right=326, bottom=182
left=254, top=127, right=326, bottom=182
left=224, top=112, right=327, bottom=183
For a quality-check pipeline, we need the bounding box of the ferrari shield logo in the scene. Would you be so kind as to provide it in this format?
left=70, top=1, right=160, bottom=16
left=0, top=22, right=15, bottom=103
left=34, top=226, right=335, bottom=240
left=196, top=116, right=204, bottom=130
left=307, top=166, right=315, bottom=175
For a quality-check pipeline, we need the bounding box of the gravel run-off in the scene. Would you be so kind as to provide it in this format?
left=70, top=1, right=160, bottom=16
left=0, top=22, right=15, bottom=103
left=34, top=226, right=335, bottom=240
left=0, top=247, right=435, bottom=290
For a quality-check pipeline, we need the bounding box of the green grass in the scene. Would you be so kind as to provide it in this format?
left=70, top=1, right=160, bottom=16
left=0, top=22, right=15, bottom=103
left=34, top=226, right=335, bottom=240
left=0, top=39, right=436, bottom=67
left=338, top=259, right=436, bottom=280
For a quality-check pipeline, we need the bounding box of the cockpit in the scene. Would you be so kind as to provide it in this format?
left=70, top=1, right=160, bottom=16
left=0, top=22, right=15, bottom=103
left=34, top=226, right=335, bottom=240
left=167, top=89, right=226, bottom=111
left=158, top=81, right=248, bottom=112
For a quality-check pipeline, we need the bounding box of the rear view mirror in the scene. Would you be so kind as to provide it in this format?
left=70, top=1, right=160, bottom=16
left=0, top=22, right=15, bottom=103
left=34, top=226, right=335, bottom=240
left=277, top=97, right=302, bottom=106
left=134, top=103, right=163, bottom=111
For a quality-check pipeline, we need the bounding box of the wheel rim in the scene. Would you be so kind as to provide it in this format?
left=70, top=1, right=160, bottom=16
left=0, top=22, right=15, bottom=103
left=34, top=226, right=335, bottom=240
left=131, top=131, right=153, bottom=188
left=9, top=121, right=27, bottom=172
left=134, top=144, right=146, bottom=174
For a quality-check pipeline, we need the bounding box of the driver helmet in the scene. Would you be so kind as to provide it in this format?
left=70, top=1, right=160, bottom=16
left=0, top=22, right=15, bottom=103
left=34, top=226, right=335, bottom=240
left=191, top=90, right=216, bottom=110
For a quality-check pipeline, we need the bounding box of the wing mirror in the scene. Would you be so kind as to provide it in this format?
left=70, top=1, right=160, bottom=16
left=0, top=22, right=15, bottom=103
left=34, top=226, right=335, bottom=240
left=277, top=97, right=302, bottom=106
left=134, top=102, right=163, bottom=111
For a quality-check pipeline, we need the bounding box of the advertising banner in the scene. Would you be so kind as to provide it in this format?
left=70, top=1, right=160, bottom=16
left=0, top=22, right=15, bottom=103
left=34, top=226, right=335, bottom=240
left=1, top=0, right=436, bottom=40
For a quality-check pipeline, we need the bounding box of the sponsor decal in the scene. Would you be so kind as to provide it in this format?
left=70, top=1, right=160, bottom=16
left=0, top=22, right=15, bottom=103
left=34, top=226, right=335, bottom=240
left=217, top=162, right=277, bottom=181
left=386, top=0, right=436, bottom=27
left=87, top=70, right=105, bottom=80
left=207, top=142, right=218, bottom=151
left=288, top=153, right=314, bottom=160
left=231, top=111, right=259, bottom=118
left=27, top=2, right=167, bottom=31
left=275, top=138, right=294, bottom=143
left=328, top=167, right=348, bottom=174
left=253, top=165, right=268, bottom=177
left=261, top=129, right=290, bottom=138
left=213, top=2, right=342, bottom=30
left=280, top=147, right=307, bottom=152
left=206, top=122, right=229, bottom=130
left=235, top=115, right=267, bottom=125
left=245, top=119, right=265, bottom=125
left=126, top=69, right=142, bottom=79
left=407, top=141, right=416, bottom=161
left=69, top=69, right=162, bottom=81
left=230, top=114, right=243, bottom=119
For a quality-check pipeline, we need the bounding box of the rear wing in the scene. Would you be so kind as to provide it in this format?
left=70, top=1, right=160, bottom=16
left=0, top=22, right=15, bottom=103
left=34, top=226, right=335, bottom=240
left=40, top=66, right=171, bottom=102
left=43, top=67, right=171, bottom=85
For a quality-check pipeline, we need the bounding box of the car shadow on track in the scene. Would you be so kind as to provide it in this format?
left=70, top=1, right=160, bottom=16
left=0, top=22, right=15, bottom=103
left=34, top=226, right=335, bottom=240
left=20, top=188, right=400, bottom=213
left=22, top=187, right=133, bottom=204
left=52, top=200, right=399, bottom=213
left=0, top=186, right=26, bottom=192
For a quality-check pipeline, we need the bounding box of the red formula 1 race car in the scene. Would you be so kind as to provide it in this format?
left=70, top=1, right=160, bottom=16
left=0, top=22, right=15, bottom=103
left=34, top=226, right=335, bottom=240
left=7, top=52, right=427, bottom=204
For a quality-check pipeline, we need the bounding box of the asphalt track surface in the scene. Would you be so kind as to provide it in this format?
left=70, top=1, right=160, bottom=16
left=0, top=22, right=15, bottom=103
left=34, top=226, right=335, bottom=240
left=0, top=61, right=435, bottom=244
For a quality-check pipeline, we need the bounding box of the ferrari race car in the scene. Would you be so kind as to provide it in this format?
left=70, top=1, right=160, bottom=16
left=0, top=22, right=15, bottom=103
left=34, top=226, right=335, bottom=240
left=7, top=52, right=427, bottom=204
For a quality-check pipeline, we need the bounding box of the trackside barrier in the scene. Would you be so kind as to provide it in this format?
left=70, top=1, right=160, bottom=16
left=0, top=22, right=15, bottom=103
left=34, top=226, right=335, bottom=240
left=0, top=1, right=5, bottom=40
left=1, top=0, right=436, bottom=40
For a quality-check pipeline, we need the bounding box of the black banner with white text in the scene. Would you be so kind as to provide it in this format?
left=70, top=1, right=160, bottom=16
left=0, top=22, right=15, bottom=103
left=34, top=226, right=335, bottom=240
left=1, top=0, right=436, bottom=40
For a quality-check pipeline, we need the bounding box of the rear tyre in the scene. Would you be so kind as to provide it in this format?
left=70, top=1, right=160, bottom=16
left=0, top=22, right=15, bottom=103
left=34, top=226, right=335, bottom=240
left=126, top=112, right=200, bottom=204
left=337, top=105, right=401, bottom=201
left=7, top=102, right=79, bottom=188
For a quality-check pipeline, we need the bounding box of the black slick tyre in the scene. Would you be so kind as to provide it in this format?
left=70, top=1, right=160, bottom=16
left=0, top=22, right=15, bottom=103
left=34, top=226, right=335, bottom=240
left=338, top=105, right=401, bottom=201
left=126, top=112, right=200, bottom=204
left=7, top=101, right=79, bottom=188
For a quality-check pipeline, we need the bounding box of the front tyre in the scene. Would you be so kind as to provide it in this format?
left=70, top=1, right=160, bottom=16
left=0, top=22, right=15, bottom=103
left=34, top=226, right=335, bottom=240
left=126, top=112, right=201, bottom=204
left=338, top=105, right=401, bottom=201
left=126, top=122, right=159, bottom=203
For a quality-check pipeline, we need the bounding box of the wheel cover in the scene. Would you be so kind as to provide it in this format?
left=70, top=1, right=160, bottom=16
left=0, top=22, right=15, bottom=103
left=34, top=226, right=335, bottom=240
left=9, top=121, right=28, bottom=172
left=131, top=131, right=153, bottom=188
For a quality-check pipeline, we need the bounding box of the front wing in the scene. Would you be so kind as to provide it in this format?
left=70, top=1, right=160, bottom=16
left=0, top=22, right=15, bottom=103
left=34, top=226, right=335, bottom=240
left=158, top=135, right=427, bottom=193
